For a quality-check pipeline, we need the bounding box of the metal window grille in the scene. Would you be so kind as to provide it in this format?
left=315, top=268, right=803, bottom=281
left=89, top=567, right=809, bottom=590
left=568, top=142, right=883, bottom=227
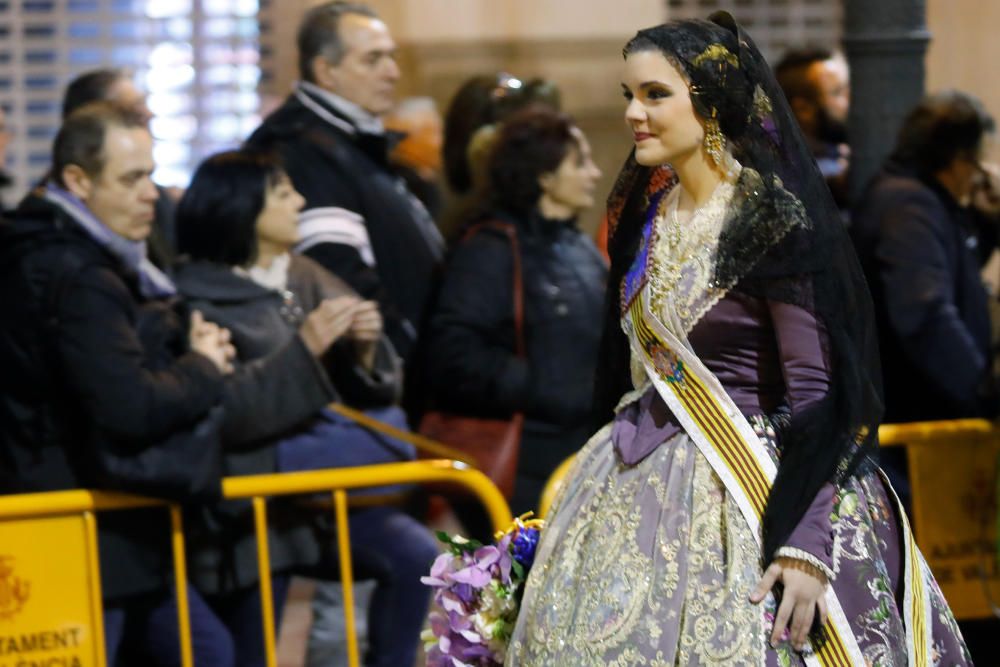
left=665, top=0, right=843, bottom=64
left=0, top=0, right=261, bottom=201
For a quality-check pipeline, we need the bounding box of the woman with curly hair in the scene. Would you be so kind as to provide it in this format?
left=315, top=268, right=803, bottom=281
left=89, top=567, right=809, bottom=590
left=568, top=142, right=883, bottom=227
left=424, top=107, right=607, bottom=525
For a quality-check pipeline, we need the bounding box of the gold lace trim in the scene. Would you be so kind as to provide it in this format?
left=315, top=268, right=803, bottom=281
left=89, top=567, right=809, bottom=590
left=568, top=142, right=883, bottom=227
left=646, top=177, right=735, bottom=336
left=507, top=435, right=767, bottom=665
left=774, top=547, right=834, bottom=583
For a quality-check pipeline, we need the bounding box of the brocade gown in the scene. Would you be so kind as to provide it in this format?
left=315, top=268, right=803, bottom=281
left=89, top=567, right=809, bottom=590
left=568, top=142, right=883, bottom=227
left=506, top=192, right=970, bottom=666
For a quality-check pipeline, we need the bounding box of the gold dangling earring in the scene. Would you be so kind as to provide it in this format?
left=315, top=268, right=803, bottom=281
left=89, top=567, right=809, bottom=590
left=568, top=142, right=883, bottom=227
left=703, top=109, right=725, bottom=167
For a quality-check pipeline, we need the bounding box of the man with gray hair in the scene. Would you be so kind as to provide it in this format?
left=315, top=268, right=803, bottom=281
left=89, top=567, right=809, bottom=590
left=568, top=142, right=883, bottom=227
left=246, top=4, right=438, bottom=666
left=247, top=1, right=443, bottom=369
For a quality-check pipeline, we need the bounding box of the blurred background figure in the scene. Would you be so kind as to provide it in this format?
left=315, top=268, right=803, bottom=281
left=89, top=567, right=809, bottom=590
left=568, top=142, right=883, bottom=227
left=852, top=90, right=999, bottom=426
left=384, top=96, right=445, bottom=220
left=850, top=92, right=1000, bottom=663
left=174, top=149, right=436, bottom=667
left=0, top=101, right=236, bottom=666
left=62, top=68, right=179, bottom=270
left=247, top=1, right=443, bottom=375
left=62, top=68, right=153, bottom=124
left=775, top=48, right=851, bottom=211
left=422, top=107, right=607, bottom=535
left=439, top=72, right=561, bottom=241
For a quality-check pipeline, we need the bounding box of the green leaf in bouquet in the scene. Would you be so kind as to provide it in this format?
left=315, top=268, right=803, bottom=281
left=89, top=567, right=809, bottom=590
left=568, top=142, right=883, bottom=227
left=436, top=530, right=484, bottom=555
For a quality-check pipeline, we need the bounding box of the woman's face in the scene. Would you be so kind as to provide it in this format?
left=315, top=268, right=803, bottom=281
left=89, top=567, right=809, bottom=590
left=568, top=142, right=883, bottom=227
left=622, top=49, right=705, bottom=167
left=256, top=174, right=305, bottom=251
left=538, top=127, right=603, bottom=214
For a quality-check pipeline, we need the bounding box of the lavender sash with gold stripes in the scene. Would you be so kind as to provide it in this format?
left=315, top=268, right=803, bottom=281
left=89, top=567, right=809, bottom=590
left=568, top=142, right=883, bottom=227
left=623, top=283, right=934, bottom=667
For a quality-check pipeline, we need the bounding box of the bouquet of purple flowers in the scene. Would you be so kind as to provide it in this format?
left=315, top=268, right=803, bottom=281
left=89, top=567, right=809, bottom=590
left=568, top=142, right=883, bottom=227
left=421, top=515, right=543, bottom=666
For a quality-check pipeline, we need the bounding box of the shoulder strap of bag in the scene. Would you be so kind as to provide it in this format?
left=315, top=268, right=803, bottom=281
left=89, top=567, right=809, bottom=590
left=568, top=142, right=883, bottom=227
left=462, top=221, right=525, bottom=359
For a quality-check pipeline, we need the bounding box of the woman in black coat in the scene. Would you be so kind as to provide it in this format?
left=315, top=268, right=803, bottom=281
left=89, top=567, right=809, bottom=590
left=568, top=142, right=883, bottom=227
left=174, top=150, right=437, bottom=667
left=423, top=108, right=608, bottom=520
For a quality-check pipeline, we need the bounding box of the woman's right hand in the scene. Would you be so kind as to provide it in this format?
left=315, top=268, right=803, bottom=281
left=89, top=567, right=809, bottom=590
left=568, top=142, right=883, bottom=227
left=189, top=310, right=236, bottom=375
left=299, top=295, right=361, bottom=357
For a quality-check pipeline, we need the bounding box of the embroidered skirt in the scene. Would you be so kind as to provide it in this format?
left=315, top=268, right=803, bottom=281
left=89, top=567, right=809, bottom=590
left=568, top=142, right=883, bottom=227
left=505, top=422, right=970, bottom=666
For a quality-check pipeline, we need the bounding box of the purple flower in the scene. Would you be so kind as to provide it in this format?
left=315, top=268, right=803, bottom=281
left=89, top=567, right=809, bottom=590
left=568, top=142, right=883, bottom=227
left=493, top=534, right=513, bottom=584
left=452, top=582, right=476, bottom=604
left=438, top=590, right=467, bottom=614
left=421, top=552, right=457, bottom=588
left=450, top=562, right=493, bottom=588
left=512, top=527, right=540, bottom=570
left=422, top=523, right=543, bottom=666
left=474, top=544, right=501, bottom=569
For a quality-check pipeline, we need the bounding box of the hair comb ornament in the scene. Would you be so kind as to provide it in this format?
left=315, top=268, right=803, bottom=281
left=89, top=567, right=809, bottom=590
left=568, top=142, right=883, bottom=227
left=692, top=43, right=739, bottom=69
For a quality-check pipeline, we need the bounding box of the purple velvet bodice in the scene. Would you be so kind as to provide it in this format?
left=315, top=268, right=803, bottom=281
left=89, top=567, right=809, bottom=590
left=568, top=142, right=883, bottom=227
left=614, top=292, right=830, bottom=466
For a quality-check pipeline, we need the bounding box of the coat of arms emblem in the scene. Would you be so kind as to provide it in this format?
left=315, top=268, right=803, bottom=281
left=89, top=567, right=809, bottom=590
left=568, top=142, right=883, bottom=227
left=0, top=555, right=30, bottom=620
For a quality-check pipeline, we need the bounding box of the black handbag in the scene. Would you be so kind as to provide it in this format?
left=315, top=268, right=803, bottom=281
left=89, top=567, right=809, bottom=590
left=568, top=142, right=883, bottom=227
left=92, top=405, right=226, bottom=502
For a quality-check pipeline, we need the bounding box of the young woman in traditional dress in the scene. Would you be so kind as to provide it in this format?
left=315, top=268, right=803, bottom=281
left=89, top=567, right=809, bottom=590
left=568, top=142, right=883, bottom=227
left=506, top=13, right=970, bottom=666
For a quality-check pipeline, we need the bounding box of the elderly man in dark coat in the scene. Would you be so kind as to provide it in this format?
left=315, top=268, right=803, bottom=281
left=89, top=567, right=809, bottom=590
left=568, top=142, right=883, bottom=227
left=246, top=1, right=443, bottom=368
left=0, top=103, right=236, bottom=664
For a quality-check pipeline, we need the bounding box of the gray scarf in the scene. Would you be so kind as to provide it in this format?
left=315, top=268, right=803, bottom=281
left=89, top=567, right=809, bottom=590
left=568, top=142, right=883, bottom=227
left=44, top=183, right=176, bottom=299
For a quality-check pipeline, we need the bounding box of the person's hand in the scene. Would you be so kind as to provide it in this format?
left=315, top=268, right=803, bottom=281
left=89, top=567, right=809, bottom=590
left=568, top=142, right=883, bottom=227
left=299, top=296, right=360, bottom=358
left=749, top=557, right=828, bottom=652
left=348, top=300, right=383, bottom=371
left=972, top=162, right=1000, bottom=216
left=835, top=143, right=850, bottom=174
left=189, top=310, right=236, bottom=375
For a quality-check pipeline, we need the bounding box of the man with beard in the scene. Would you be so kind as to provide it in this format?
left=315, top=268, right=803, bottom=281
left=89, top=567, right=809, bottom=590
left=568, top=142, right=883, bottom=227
left=776, top=48, right=851, bottom=210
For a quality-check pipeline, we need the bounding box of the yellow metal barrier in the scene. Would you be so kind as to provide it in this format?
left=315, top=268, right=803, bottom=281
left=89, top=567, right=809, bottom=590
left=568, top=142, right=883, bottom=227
left=0, top=490, right=193, bottom=666
left=537, top=419, right=1000, bottom=620
left=225, top=460, right=511, bottom=667
left=878, top=418, right=997, bottom=447
left=879, top=419, right=1000, bottom=620
left=11, top=414, right=995, bottom=662
left=328, top=403, right=476, bottom=465
left=538, top=454, right=576, bottom=520
left=0, top=460, right=511, bottom=667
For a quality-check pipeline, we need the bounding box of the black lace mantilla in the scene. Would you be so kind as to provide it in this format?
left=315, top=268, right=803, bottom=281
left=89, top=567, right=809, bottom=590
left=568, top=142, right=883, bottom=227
left=597, top=12, right=884, bottom=562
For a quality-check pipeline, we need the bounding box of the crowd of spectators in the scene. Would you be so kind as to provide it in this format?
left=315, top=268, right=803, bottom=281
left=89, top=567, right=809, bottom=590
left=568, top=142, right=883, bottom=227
left=1, top=2, right=998, bottom=664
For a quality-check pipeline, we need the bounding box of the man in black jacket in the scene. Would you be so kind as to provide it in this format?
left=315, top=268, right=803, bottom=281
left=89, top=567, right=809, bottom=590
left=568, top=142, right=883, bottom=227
left=775, top=48, right=851, bottom=211
left=851, top=92, right=1000, bottom=664
left=246, top=1, right=443, bottom=368
left=247, top=7, right=444, bottom=661
left=0, top=102, right=236, bottom=665
left=852, top=91, right=999, bottom=425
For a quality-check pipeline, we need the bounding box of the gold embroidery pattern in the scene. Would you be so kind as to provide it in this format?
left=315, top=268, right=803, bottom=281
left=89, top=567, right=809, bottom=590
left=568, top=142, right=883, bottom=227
left=692, top=43, right=740, bottom=68
left=646, top=178, right=733, bottom=336
left=507, top=431, right=767, bottom=665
